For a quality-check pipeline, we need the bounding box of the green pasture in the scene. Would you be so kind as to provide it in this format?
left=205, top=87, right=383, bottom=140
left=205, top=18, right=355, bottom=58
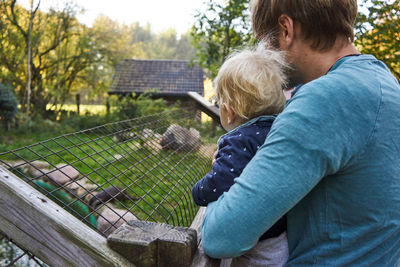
left=0, top=121, right=213, bottom=229
left=46, top=104, right=109, bottom=115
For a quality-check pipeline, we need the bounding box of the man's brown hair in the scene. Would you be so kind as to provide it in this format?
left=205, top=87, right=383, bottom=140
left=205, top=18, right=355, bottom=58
left=250, top=0, right=358, bottom=50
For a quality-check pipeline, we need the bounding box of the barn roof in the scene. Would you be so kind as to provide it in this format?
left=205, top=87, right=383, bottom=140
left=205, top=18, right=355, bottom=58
left=109, top=59, right=204, bottom=96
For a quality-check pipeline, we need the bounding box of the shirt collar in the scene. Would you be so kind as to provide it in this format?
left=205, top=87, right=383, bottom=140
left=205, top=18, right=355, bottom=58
left=218, top=115, right=277, bottom=143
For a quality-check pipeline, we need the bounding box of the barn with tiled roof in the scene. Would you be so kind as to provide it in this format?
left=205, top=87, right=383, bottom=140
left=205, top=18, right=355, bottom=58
left=109, top=59, right=204, bottom=97
left=108, top=59, right=222, bottom=124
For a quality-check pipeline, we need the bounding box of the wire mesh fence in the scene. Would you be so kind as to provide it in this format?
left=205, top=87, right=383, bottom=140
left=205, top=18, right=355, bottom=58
left=0, top=109, right=216, bottom=240
left=0, top=232, right=47, bottom=267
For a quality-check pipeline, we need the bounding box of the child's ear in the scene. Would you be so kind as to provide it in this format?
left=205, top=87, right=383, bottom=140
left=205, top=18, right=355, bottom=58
left=224, top=104, right=237, bottom=125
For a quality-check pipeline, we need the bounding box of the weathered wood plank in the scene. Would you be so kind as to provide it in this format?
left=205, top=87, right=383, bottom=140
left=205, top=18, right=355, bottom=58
left=108, top=220, right=197, bottom=267
left=190, top=207, right=221, bottom=267
left=190, top=242, right=221, bottom=267
left=187, top=91, right=220, bottom=121
left=0, top=166, right=134, bottom=267
left=190, top=207, right=206, bottom=244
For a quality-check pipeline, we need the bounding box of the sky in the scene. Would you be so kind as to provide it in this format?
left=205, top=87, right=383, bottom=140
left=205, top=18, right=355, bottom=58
left=18, top=0, right=205, bottom=36
left=17, top=0, right=369, bottom=37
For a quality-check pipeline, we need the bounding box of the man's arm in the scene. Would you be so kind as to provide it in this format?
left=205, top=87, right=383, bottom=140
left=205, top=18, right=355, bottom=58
left=200, top=79, right=377, bottom=258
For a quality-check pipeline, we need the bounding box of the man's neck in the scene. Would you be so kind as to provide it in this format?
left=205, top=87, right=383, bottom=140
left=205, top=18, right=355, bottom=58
left=296, top=38, right=360, bottom=83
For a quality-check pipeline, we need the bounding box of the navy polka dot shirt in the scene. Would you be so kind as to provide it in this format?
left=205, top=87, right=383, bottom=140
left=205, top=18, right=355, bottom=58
left=192, top=115, right=287, bottom=240
left=192, top=115, right=276, bottom=205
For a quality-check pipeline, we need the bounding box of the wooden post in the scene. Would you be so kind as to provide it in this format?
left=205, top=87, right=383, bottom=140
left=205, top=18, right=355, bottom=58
left=0, top=166, right=133, bottom=267
left=106, top=98, right=110, bottom=115
left=108, top=220, right=197, bottom=267
left=107, top=207, right=220, bottom=267
left=190, top=207, right=221, bottom=267
left=76, top=93, right=80, bottom=115
left=187, top=92, right=220, bottom=121
left=6, top=121, right=11, bottom=132
left=187, top=92, right=221, bottom=138
left=210, top=120, right=217, bottom=138
left=195, top=110, right=202, bottom=124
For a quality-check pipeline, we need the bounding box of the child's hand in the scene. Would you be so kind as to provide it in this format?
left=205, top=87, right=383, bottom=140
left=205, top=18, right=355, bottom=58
left=212, top=150, right=218, bottom=166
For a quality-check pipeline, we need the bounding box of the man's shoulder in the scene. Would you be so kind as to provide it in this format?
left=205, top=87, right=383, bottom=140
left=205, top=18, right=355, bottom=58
left=291, top=56, right=385, bottom=109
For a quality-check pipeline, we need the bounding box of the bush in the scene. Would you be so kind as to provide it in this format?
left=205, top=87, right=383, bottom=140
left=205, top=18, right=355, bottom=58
left=59, top=112, right=116, bottom=132
left=21, top=115, right=62, bottom=133
left=111, top=93, right=138, bottom=120
left=110, top=91, right=179, bottom=120
left=0, top=84, right=18, bottom=131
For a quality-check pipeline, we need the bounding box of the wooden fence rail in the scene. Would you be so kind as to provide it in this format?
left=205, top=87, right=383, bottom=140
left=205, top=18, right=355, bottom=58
left=0, top=164, right=220, bottom=266
left=0, top=165, right=133, bottom=267
left=190, top=207, right=221, bottom=267
left=0, top=98, right=222, bottom=266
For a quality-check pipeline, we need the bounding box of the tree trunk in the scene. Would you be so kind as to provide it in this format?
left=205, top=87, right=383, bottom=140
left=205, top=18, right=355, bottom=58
left=25, top=0, right=40, bottom=117
left=26, top=34, right=32, bottom=117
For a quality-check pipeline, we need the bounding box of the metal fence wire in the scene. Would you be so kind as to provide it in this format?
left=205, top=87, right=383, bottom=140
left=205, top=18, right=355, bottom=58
left=0, top=109, right=216, bottom=239
left=0, top=232, right=47, bottom=267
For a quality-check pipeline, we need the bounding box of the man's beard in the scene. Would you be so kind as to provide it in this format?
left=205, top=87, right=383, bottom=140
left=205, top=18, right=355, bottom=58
left=260, top=32, right=304, bottom=89
left=284, top=65, right=303, bottom=89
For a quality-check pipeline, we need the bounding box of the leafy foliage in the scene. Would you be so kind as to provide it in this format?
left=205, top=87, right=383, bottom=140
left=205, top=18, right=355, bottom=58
left=109, top=92, right=179, bottom=121
left=0, top=2, right=197, bottom=118
left=192, top=0, right=400, bottom=81
left=191, top=0, right=253, bottom=78
left=0, top=1, right=97, bottom=115
left=0, top=93, right=184, bottom=153
left=0, top=83, right=18, bottom=130
left=354, top=0, right=399, bottom=80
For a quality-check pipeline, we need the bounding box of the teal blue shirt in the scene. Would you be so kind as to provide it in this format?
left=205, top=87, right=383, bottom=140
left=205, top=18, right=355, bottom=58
left=201, top=55, right=400, bottom=266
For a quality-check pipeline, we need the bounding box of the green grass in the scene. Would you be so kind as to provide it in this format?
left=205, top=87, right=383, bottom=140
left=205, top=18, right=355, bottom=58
left=46, top=104, right=108, bottom=115
left=1, top=119, right=213, bottom=229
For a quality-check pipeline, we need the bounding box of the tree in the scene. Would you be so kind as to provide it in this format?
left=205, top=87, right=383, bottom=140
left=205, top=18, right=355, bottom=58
left=192, top=0, right=400, bottom=81
left=147, top=28, right=179, bottom=59
left=355, top=0, right=400, bottom=80
left=82, top=15, right=147, bottom=102
left=175, top=30, right=197, bottom=60
left=25, top=0, right=40, bottom=117
left=91, top=15, right=143, bottom=68
left=127, top=24, right=196, bottom=60
left=0, top=2, right=27, bottom=101
left=0, top=1, right=99, bottom=115
left=0, top=2, right=198, bottom=118
left=191, top=0, right=252, bottom=78
left=0, top=83, right=18, bottom=131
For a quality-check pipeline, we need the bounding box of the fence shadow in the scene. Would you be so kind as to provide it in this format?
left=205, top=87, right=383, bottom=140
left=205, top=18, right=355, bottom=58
left=0, top=109, right=216, bottom=266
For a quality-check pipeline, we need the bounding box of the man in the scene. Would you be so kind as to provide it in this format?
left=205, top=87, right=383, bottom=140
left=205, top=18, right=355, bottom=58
left=201, top=0, right=400, bottom=265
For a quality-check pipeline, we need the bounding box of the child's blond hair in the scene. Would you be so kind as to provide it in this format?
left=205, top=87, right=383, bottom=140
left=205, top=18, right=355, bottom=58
left=215, top=44, right=287, bottom=120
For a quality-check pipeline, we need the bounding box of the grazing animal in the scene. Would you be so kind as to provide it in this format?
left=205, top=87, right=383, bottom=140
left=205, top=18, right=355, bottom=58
left=34, top=180, right=97, bottom=229
left=89, top=185, right=138, bottom=208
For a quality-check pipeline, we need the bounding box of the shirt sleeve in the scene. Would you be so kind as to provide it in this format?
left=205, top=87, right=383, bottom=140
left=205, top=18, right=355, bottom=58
left=192, top=133, right=255, bottom=206
left=200, top=77, right=379, bottom=258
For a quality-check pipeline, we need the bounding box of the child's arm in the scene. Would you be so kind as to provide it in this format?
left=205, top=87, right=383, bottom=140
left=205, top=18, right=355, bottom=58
left=192, top=133, right=254, bottom=206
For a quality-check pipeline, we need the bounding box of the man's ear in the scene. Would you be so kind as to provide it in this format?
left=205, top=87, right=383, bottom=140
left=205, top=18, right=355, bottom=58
left=224, top=104, right=237, bottom=125
left=278, top=14, right=295, bottom=49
